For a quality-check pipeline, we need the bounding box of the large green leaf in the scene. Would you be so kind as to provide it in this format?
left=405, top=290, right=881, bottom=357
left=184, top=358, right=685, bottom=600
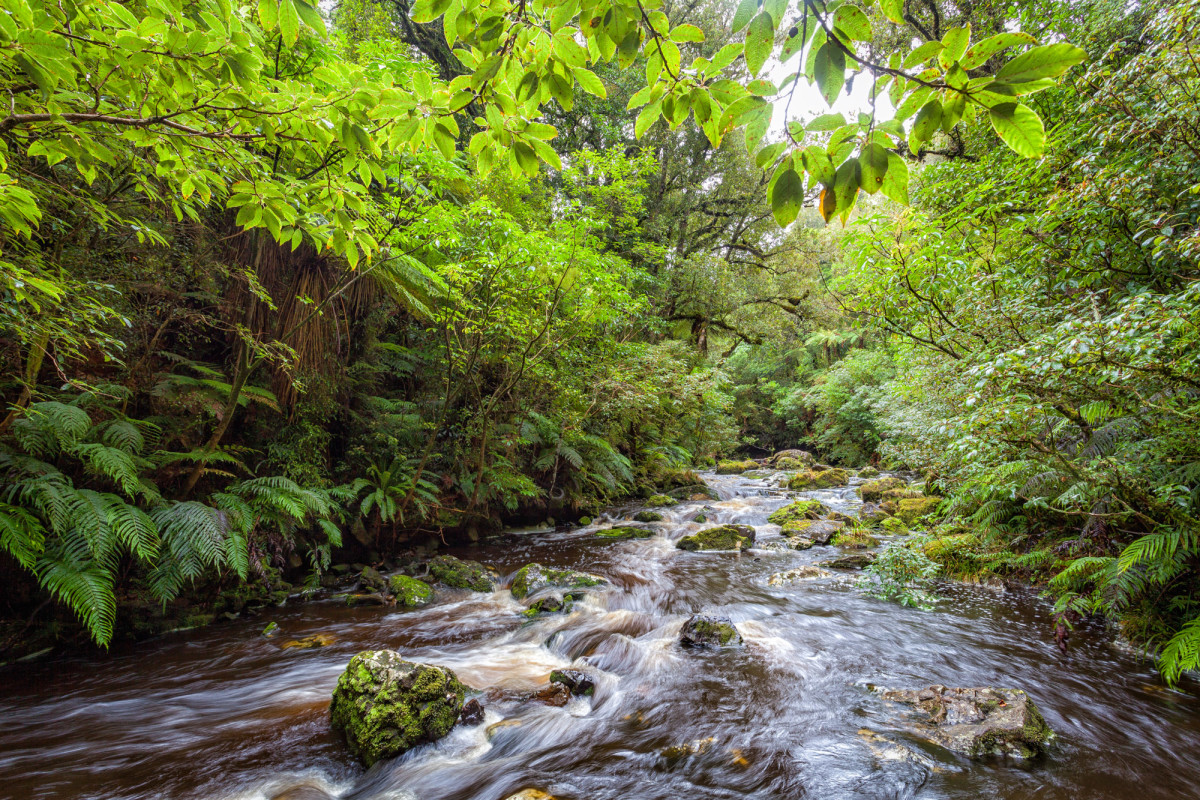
left=879, top=0, right=904, bottom=24
left=997, top=43, right=1087, bottom=83
left=744, top=12, right=775, bottom=77
left=959, top=32, right=1037, bottom=70
left=989, top=102, right=1045, bottom=157
left=731, top=0, right=758, bottom=33
left=859, top=143, right=889, bottom=194
left=908, top=98, right=943, bottom=151
left=880, top=151, right=909, bottom=203
left=832, top=4, right=872, bottom=41
left=770, top=167, right=804, bottom=226
left=814, top=42, right=846, bottom=105
left=939, top=25, right=970, bottom=66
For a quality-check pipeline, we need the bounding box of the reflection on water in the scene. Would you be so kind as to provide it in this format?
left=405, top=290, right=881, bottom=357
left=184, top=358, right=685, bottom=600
left=2, top=471, right=1198, bottom=800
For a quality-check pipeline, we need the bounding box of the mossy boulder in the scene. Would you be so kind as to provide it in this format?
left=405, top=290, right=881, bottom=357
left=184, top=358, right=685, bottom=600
left=633, top=510, right=664, bottom=522
left=833, top=529, right=881, bottom=550
left=667, top=483, right=718, bottom=500
left=767, top=500, right=828, bottom=526
left=821, top=552, right=876, bottom=569
left=523, top=593, right=572, bottom=617
left=881, top=516, right=910, bottom=535
left=770, top=449, right=814, bottom=467
left=330, top=650, right=467, bottom=766
left=595, top=525, right=654, bottom=540
left=775, top=457, right=804, bottom=470
left=858, top=465, right=880, bottom=478
left=510, top=563, right=607, bottom=600
left=785, top=535, right=815, bottom=550
left=676, top=524, right=755, bottom=551
left=679, top=614, right=742, bottom=647
left=715, top=459, right=758, bottom=474
left=788, top=468, right=850, bottom=490
left=691, top=512, right=708, bottom=523
left=578, top=516, right=593, bottom=526
left=781, top=519, right=844, bottom=545
left=877, top=685, right=1054, bottom=759
left=896, top=496, right=943, bottom=525
left=359, top=566, right=387, bottom=593
left=428, top=555, right=498, bottom=592
left=645, top=494, right=679, bottom=507
left=549, top=669, right=596, bottom=697
left=388, top=575, right=434, bottom=608
left=857, top=476, right=907, bottom=502
left=858, top=502, right=888, bottom=526
left=654, top=468, right=704, bottom=490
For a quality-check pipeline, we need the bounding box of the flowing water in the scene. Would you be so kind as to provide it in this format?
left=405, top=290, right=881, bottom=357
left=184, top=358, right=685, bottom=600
left=3, top=470, right=1200, bottom=800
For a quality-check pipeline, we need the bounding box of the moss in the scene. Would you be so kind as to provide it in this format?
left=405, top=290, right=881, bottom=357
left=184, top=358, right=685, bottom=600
left=428, top=555, right=497, bottom=592
left=767, top=500, right=827, bottom=526
left=595, top=525, right=654, bottom=540
left=634, top=510, right=664, bottom=522
left=578, top=516, right=592, bottom=525
left=389, top=575, right=434, bottom=608
left=676, top=524, right=755, bottom=551
left=858, top=466, right=880, bottom=478
left=833, top=529, right=880, bottom=549
left=680, top=615, right=742, bottom=647
left=857, top=476, right=906, bottom=502
left=775, top=457, right=803, bottom=469
left=715, top=459, right=758, bottom=474
left=780, top=518, right=815, bottom=533
left=330, top=651, right=467, bottom=766
left=645, top=494, right=679, bottom=507
left=510, top=563, right=606, bottom=600
left=881, top=517, right=910, bottom=535
left=896, top=496, right=943, bottom=525
left=969, top=697, right=1053, bottom=758
left=788, top=469, right=849, bottom=490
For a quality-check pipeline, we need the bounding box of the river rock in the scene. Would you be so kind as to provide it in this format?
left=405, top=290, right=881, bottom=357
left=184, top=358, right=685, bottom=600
left=767, top=499, right=827, bottom=525
left=388, top=575, right=434, bottom=608
left=510, top=563, right=607, bottom=600
left=532, top=682, right=571, bottom=706
left=680, top=614, right=743, bottom=647
left=645, top=494, right=679, bottom=507
left=715, top=459, right=758, bottom=474
left=667, top=483, right=717, bottom=500
left=523, top=592, right=571, bottom=616
left=595, top=525, right=654, bottom=540
left=549, top=668, right=596, bottom=697
left=771, top=449, right=815, bottom=466
left=358, top=566, right=387, bottom=593
left=781, top=519, right=844, bottom=545
left=858, top=502, right=888, bottom=525
left=427, top=555, right=498, bottom=592
left=858, top=476, right=907, bottom=502
left=896, top=496, right=942, bottom=525
left=458, top=698, right=485, bottom=726
left=676, top=524, right=755, bottom=551
left=329, top=650, right=467, bottom=766
left=833, top=529, right=880, bottom=549
left=785, top=535, right=815, bottom=550
left=768, top=566, right=832, bottom=585
left=633, top=510, right=664, bottom=522
left=504, top=791, right=555, bottom=800
left=877, top=685, right=1054, bottom=758
left=788, top=468, right=849, bottom=490
left=821, top=552, right=876, bottom=569
left=858, top=465, right=880, bottom=478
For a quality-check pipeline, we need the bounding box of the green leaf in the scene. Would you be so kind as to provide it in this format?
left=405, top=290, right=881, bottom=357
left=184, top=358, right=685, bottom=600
left=940, top=25, right=970, bottom=66
left=801, top=145, right=834, bottom=186
left=258, top=0, right=278, bottom=30
left=997, top=43, right=1087, bottom=83
left=744, top=12, right=775, bottom=78
left=902, top=40, right=943, bottom=69
left=814, top=42, right=846, bottom=105
left=880, top=151, right=909, bottom=203
left=909, top=98, right=943, bottom=150
left=833, top=157, right=861, bottom=216
left=635, top=102, right=661, bottom=138
left=832, top=5, right=872, bottom=41
left=411, top=0, right=452, bottom=24
left=959, top=32, right=1037, bottom=70
left=277, top=0, right=299, bottom=45
left=756, top=141, right=786, bottom=168
left=294, top=0, right=326, bottom=35
left=807, top=112, right=846, bottom=132
left=859, top=143, right=889, bottom=194
left=670, top=23, right=704, bottom=42
left=731, top=0, right=758, bottom=34
left=573, top=67, right=606, bottom=98
left=879, top=0, right=904, bottom=23
left=529, top=138, right=563, bottom=170
left=770, top=167, right=804, bottom=226
left=989, top=101, right=1045, bottom=157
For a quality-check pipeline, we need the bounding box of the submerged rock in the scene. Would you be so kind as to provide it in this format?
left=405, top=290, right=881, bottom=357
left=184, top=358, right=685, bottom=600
left=821, top=552, right=877, bottom=569
left=676, top=524, right=755, bottom=551
left=330, top=650, right=467, bottom=766
left=458, top=698, right=485, bottom=726
left=504, top=790, right=555, bottom=800
left=428, top=555, right=498, bottom=592
left=768, top=566, right=832, bottom=585
left=877, top=685, right=1054, bottom=758
left=788, top=468, right=850, bottom=490
left=388, top=574, right=434, bottom=608
left=857, top=476, right=907, bottom=502
left=531, top=682, right=571, bottom=707
left=633, top=510, right=664, bottom=522
left=281, top=633, right=335, bottom=649
left=680, top=614, right=743, bottom=647
left=523, top=592, right=571, bottom=616
left=595, top=525, right=654, bottom=540
left=510, top=563, right=607, bottom=600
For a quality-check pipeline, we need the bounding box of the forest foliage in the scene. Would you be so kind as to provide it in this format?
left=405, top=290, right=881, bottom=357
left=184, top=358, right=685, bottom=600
left=2, top=0, right=1197, bottom=685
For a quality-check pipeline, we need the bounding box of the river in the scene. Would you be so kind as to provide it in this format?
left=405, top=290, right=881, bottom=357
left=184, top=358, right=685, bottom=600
left=1, top=469, right=1198, bottom=800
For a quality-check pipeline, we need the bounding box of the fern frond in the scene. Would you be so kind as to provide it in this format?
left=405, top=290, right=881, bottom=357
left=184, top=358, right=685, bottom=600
left=1159, top=617, right=1200, bottom=686
left=0, top=502, right=45, bottom=568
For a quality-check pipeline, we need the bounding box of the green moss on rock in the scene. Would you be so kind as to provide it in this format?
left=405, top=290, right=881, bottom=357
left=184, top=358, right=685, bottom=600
left=715, top=459, right=758, bottom=474
left=857, top=476, right=907, bottom=502
left=896, top=496, right=943, bottom=525
left=510, top=563, right=607, bottom=600
left=676, top=524, right=755, bottom=551
left=595, top=525, right=654, bottom=540
left=680, top=614, right=742, bottom=647
left=788, top=469, right=850, bottom=490
left=767, top=500, right=828, bottom=526
left=389, top=575, right=434, bottom=608
left=329, top=650, right=467, bottom=766
left=633, top=510, right=664, bottom=522
left=428, top=555, right=498, bottom=592
left=832, top=529, right=881, bottom=550
left=645, top=494, right=679, bottom=507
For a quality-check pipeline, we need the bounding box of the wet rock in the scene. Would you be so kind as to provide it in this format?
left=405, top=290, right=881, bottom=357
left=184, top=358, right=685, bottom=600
left=428, top=555, right=498, bottom=592
left=896, top=496, right=943, bottom=526
left=788, top=468, right=850, bottom=489
left=388, top=575, right=434, bottom=608
left=645, top=494, right=679, bottom=507
left=660, top=736, right=716, bottom=760
left=523, top=592, right=571, bottom=616
left=757, top=540, right=792, bottom=553
left=262, top=621, right=279, bottom=637
left=858, top=502, right=888, bottom=526
left=329, top=650, right=467, bottom=766
left=667, top=483, right=717, bottom=500
left=785, top=535, right=815, bottom=550
left=341, top=593, right=389, bottom=607
left=858, top=465, right=880, bottom=478
left=633, top=510, right=664, bottom=522
left=578, top=516, right=592, bottom=525
left=770, top=449, right=815, bottom=467
left=881, top=517, right=910, bottom=535
left=782, top=519, right=844, bottom=545
left=281, top=633, right=335, bottom=649
left=821, top=552, right=877, bottom=570
left=832, top=529, right=881, bottom=549
left=458, top=698, right=485, bottom=726
left=531, top=682, right=571, bottom=706
left=774, top=457, right=804, bottom=469
left=767, top=500, right=827, bottom=526
left=510, top=563, right=607, bottom=600
left=768, top=566, right=832, bottom=585
left=877, top=685, right=1054, bottom=758
left=549, top=668, right=596, bottom=697
left=858, top=476, right=907, bottom=502
left=676, top=524, right=755, bottom=551
left=595, top=525, right=654, bottom=540
left=680, top=614, right=743, bottom=647
left=691, top=512, right=708, bottom=523
left=715, top=459, right=759, bottom=474
left=358, top=566, right=387, bottom=593
left=504, top=790, right=555, bottom=800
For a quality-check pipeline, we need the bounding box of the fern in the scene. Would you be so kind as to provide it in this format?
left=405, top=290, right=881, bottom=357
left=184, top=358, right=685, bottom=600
left=1159, top=617, right=1200, bottom=686
left=0, top=502, right=45, bottom=568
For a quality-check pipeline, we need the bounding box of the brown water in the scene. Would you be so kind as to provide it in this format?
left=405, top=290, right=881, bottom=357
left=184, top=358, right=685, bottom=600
left=2, top=470, right=1199, bottom=800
